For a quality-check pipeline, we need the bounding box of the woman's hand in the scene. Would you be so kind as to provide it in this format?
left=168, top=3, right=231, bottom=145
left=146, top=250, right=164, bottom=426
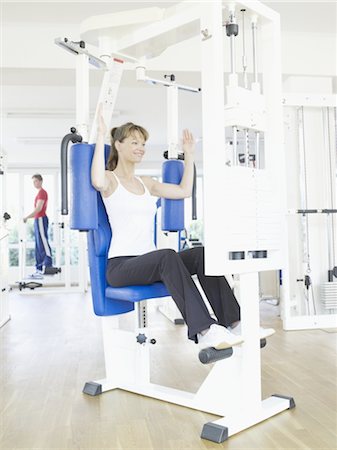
left=97, top=103, right=107, bottom=136
left=182, top=129, right=195, bottom=157
left=144, top=128, right=195, bottom=198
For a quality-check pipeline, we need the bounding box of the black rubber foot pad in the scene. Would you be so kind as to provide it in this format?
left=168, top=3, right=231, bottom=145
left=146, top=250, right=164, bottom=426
left=201, top=422, right=228, bottom=443
left=83, top=382, right=102, bottom=396
left=272, top=394, right=296, bottom=409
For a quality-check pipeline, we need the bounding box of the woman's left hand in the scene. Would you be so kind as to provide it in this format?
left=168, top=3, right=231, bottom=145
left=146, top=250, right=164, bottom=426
left=182, top=129, right=195, bottom=157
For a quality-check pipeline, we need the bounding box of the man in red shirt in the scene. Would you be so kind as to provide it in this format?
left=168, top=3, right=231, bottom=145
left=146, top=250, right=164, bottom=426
left=23, top=174, right=53, bottom=278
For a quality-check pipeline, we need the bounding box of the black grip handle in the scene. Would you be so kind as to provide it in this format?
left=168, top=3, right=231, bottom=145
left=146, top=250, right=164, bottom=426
left=60, top=128, right=82, bottom=215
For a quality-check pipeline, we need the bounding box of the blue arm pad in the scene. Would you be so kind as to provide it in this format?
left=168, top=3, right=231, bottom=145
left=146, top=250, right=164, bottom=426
left=161, top=159, right=185, bottom=231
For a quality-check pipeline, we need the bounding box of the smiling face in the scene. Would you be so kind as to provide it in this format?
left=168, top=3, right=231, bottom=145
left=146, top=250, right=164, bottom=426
left=107, top=122, right=149, bottom=171
left=116, top=131, right=146, bottom=164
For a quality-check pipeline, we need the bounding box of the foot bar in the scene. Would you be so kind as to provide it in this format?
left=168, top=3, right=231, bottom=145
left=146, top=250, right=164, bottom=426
left=198, top=347, right=233, bottom=364
left=199, top=338, right=267, bottom=364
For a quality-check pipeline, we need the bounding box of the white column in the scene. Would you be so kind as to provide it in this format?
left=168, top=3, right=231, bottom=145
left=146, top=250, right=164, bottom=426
left=167, top=85, right=179, bottom=159
left=200, top=0, right=226, bottom=276
left=239, top=272, right=262, bottom=410
left=76, top=54, right=90, bottom=142
left=89, top=57, right=124, bottom=144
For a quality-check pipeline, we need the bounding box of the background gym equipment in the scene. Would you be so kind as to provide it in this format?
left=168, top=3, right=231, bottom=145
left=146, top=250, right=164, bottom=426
left=282, top=100, right=337, bottom=330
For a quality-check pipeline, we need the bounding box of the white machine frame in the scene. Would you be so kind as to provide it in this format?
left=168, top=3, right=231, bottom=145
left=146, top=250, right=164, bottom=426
left=136, top=66, right=200, bottom=324
left=58, top=0, right=295, bottom=442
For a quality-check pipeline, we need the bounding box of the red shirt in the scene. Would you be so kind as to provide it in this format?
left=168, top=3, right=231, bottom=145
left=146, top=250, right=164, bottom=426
left=34, top=188, right=48, bottom=218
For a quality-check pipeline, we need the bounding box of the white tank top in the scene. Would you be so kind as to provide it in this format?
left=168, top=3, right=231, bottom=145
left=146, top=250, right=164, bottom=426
left=102, top=172, right=157, bottom=258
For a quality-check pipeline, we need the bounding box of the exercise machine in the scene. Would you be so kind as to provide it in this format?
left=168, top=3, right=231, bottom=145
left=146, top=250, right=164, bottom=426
left=56, top=0, right=295, bottom=442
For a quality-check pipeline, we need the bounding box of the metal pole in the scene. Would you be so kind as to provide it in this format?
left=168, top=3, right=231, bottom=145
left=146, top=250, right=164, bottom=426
left=322, top=107, right=336, bottom=277
left=232, top=126, right=238, bottom=165
left=167, top=84, right=179, bottom=159
left=298, top=106, right=313, bottom=314
left=230, top=34, right=236, bottom=75
left=244, top=129, right=250, bottom=167
left=63, top=217, right=71, bottom=290
left=229, top=8, right=236, bottom=76
left=255, top=131, right=260, bottom=169
left=76, top=54, right=89, bottom=142
left=251, top=18, right=258, bottom=85
left=241, top=9, right=248, bottom=89
left=226, top=7, right=238, bottom=86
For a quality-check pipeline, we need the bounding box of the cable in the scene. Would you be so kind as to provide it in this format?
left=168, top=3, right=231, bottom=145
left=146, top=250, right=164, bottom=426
left=304, top=286, right=311, bottom=315
left=298, top=107, right=318, bottom=315
left=310, top=284, right=317, bottom=315
left=326, top=107, right=336, bottom=267
left=241, top=9, right=248, bottom=89
left=299, top=107, right=311, bottom=274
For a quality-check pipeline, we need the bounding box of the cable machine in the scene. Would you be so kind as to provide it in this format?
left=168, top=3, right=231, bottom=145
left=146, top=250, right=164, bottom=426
left=282, top=94, right=337, bottom=330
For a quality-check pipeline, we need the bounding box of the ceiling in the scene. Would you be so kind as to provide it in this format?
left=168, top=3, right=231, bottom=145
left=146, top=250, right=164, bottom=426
left=1, top=0, right=336, bottom=165
left=1, top=2, right=179, bottom=23
left=1, top=1, right=336, bottom=32
left=2, top=1, right=336, bottom=88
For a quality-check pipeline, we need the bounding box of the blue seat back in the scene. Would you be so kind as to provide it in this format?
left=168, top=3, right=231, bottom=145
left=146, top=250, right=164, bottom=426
left=81, top=143, right=170, bottom=316
left=87, top=193, right=135, bottom=316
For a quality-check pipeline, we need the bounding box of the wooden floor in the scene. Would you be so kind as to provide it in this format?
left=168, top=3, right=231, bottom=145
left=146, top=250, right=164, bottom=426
left=1, top=289, right=336, bottom=450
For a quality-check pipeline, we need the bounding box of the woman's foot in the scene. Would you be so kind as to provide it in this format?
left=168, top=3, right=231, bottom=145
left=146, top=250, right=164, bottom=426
left=229, top=322, right=275, bottom=339
left=197, top=324, right=244, bottom=350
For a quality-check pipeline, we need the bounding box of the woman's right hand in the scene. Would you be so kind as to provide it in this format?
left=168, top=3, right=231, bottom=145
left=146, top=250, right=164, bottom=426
left=97, top=103, right=107, bottom=136
left=182, top=129, right=195, bottom=157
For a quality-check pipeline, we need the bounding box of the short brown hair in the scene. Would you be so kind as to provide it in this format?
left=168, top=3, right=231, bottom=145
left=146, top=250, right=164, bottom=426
left=32, top=174, right=43, bottom=181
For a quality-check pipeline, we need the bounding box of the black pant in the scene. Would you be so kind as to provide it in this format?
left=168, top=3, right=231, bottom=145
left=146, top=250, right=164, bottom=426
left=106, top=247, right=240, bottom=341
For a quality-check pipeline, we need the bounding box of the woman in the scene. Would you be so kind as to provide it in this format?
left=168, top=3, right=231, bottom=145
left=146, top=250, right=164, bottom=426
left=91, top=109, right=274, bottom=350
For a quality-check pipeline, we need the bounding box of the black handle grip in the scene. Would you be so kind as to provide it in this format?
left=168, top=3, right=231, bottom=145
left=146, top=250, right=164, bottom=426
left=60, top=129, right=82, bottom=215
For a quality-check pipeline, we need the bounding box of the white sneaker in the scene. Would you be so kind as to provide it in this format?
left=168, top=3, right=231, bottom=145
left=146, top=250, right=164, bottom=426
left=259, top=326, right=275, bottom=339
left=28, top=271, right=44, bottom=280
left=198, top=324, right=244, bottom=350
left=230, top=323, right=275, bottom=339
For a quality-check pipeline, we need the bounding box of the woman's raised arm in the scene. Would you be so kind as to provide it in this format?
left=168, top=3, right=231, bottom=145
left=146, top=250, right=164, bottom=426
left=91, top=106, right=110, bottom=192
left=142, top=129, right=195, bottom=199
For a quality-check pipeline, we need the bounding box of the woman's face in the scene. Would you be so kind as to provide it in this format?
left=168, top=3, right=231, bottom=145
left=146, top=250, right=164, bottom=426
left=117, top=131, right=146, bottom=164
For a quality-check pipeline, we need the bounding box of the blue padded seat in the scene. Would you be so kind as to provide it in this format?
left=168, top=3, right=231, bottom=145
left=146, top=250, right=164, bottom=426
left=87, top=191, right=170, bottom=317
left=106, top=283, right=169, bottom=303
